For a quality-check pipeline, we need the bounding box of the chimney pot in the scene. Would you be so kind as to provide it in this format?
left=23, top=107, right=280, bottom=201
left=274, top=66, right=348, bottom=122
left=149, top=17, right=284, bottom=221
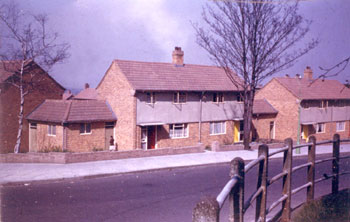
left=172, top=46, right=184, bottom=66
left=304, top=66, right=313, bottom=80
left=85, top=83, right=89, bottom=89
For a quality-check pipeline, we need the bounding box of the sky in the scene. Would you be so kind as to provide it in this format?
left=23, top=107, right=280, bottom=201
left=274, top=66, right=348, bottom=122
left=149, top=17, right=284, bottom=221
left=3, top=0, right=350, bottom=90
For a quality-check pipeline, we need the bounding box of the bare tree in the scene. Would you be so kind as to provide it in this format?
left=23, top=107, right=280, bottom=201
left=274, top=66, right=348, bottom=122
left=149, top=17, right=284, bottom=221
left=193, top=0, right=317, bottom=149
left=0, top=2, right=70, bottom=153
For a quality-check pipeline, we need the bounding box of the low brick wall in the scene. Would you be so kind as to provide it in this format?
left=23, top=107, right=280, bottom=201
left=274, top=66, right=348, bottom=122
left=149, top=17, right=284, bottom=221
left=212, top=142, right=285, bottom=152
left=0, top=144, right=205, bottom=164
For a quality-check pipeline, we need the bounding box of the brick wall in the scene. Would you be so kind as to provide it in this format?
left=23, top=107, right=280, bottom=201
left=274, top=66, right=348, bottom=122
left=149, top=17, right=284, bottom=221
left=252, top=114, right=278, bottom=142
left=310, top=121, right=350, bottom=141
left=0, top=63, right=64, bottom=153
left=66, top=122, right=105, bottom=152
left=139, top=121, right=234, bottom=149
left=255, top=79, right=299, bottom=141
left=36, top=123, right=64, bottom=152
left=97, top=62, right=137, bottom=150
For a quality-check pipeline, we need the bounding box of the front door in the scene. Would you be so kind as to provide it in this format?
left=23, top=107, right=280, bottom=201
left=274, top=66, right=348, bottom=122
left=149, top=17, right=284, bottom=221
left=29, top=123, right=37, bottom=152
left=147, top=126, right=156, bottom=149
left=105, top=122, right=115, bottom=150
left=141, top=126, right=156, bottom=149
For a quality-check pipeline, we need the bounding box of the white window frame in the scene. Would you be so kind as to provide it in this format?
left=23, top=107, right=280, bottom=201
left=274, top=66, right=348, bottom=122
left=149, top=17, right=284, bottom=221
left=173, top=92, right=187, bottom=104
left=48, top=124, right=56, bottom=136
left=169, top=123, right=188, bottom=139
left=316, top=123, right=325, bottom=134
left=80, top=123, right=92, bottom=135
left=336, top=121, right=345, bottom=132
left=146, top=92, right=156, bottom=104
left=210, top=121, right=226, bottom=135
left=213, top=92, right=224, bottom=103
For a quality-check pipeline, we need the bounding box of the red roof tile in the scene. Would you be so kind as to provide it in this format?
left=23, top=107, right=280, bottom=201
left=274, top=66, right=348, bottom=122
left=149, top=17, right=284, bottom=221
left=74, top=88, right=98, bottom=100
left=114, top=60, right=243, bottom=91
left=26, top=100, right=117, bottom=123
left=253, top=99, right=278, bottom=114
left=275, top=77, right=350, bottom=100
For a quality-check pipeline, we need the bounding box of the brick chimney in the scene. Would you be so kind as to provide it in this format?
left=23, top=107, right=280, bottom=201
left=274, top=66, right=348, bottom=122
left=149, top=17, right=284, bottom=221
left=304, top=66, right=313, bottom=80
left=85, top=83, right=90, bottom=89
left=172, top=46, right=184, bottom=66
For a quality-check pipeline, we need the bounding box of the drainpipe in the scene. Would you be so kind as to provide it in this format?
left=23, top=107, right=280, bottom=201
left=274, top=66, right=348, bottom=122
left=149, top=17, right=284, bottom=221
left=198, top=92, right=204, bottom=143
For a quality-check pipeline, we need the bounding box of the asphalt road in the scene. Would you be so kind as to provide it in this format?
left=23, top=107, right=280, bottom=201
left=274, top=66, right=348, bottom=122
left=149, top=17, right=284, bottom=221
left=1, top=154, right=349, bottom=222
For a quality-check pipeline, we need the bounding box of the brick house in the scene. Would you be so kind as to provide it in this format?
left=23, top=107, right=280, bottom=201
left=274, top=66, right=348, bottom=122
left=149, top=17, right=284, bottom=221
left=26, top=99, right=117, bottom=152
left=255, top=67, right=350, bottom=142
left=96, top=47, right=274, bottom=150
left=0, top=60, right=65, bottom=153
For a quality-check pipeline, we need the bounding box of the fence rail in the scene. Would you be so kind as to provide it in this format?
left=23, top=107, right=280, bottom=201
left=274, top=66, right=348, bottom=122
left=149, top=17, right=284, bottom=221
left=192, top=134, right=350, bottom=222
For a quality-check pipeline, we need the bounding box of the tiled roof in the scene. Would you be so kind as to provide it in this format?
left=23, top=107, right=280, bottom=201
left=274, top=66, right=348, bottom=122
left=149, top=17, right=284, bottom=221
left=26, top=100, right=117, bottom=123
left=253, top=99, right=278, bottom=115
left=114, top=60, right=243, bottom=91
left=74, top=88, right=98, bottom=100
left=275, top=77, right=350, bottom=100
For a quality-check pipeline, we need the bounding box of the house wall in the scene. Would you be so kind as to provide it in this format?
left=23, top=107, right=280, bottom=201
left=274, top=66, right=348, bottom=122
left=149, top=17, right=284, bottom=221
left=252, top=114, right=278, bottom=142
left=97, top=62, right=137, bottom=150
left=66, top=122, right=105, bottom=152
left=137, top=121, right=234, bottom=149
left=136, top=92, right=243, bottom=124
left=306, top=121, right=350, bottom=141
left=35, top=123, right=64, bottom=152
left=255, top=79, right=299, bottom=141
left=301, top=106, right=350, bottom=123
left=0, top=64, right=64, bottom=153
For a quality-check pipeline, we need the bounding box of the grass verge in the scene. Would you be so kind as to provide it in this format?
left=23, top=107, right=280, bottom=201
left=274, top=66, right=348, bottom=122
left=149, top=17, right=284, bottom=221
left=292, top=189, right=350, bottom=222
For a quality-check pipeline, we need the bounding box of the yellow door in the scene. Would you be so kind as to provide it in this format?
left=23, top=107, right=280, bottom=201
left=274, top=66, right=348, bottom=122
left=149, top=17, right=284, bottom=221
left=234, top=121, right=240, bottom=143
left=302, top=125, right=309, bottom=142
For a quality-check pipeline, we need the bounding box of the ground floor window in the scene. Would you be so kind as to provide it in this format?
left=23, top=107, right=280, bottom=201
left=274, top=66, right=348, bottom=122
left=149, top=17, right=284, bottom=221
left=336, top=121, right=345, bottom=132
left=48, top=124, right=56, bottom=136
left=169, top=123, right=188, bottom=138
left=80, top=123, right=92, bottom=134
left=210, top=121, right=226, bottom=135
left=316, top=123, right=325, bottom=133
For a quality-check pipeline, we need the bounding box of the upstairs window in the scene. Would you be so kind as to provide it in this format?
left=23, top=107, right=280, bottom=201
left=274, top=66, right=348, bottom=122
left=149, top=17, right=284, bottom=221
left=319, top=100, right=328, bottom=109
left=169, top=123, right=188, bottom=138
left=48, top=124, right=56, bottom=136
left=80, top=123, right=91, bottom=135
left=237, top=94, right=243, bottom=102
left=213, top=93, right=224, bottom=103
left=210, top=121, right=226, bottom=135
left=173, top=92, right=186, bottom=104
left=146, top=92, right=156, bottom=104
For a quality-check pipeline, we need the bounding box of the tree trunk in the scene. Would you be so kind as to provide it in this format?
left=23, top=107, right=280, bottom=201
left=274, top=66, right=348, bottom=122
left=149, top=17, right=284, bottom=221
left=14, top=61, right=25, bottom=153
left=243, top=90, right=254, bottom=150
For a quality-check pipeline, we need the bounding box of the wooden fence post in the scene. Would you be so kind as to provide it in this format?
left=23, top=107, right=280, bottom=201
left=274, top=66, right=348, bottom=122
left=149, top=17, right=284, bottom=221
left=281, top=138, right=293, bottom=222
left=255, top=144, right=269, bottom=222
left=230, top=157, right=245, bottom=222
left=193, top=196, right=220, bottom=222
left=307, top=136, right=316, bottom=202
left=332, top=134, right=340, bottom=195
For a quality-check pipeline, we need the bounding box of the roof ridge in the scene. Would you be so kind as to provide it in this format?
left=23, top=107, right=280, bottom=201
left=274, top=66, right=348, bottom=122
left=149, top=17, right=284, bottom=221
left=113, top=59, right=222, bottom=68
left=62, top=100, right=73, bottom=123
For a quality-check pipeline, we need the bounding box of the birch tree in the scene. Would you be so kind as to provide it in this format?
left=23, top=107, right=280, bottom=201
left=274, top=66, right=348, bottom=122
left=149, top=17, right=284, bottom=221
left=0, top=2, right=70, bottom=153
left=193, top=0, right=317, bottom=149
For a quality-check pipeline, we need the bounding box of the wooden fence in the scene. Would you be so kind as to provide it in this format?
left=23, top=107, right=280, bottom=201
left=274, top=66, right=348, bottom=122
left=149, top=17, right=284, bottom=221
left=192, top=134, right=350, bottom=222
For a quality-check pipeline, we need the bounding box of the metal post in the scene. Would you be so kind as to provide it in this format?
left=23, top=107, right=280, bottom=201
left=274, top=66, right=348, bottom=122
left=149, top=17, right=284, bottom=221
left=230, top=157, right=245, bottom=222
left=307, top=136, right=316, bottom=202
left=281, top=138, right=293, bottom=222
left=193, top=196, right=220, bottom=222
left=255, top=144, right=269, bottom=222
left=332, top=134, right=340, bottom=195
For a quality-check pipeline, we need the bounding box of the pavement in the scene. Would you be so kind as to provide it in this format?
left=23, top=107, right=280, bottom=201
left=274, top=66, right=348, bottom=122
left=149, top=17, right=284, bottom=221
left=1, top=143, right=350, bottom=185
